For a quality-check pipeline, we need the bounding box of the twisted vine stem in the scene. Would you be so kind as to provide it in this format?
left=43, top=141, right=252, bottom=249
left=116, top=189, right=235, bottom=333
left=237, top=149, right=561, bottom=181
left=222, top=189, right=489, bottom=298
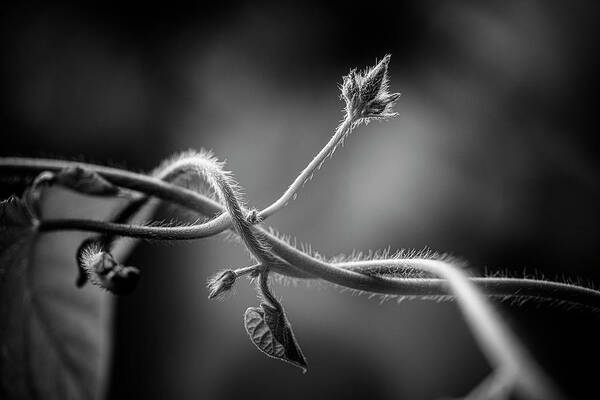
left=0, top=55, right=593, bottom=399
left=4, top=146, right=579, bottom=400
left=4, top=157, right=599, bottom=309
left=3, top=157, right=573, bottom=400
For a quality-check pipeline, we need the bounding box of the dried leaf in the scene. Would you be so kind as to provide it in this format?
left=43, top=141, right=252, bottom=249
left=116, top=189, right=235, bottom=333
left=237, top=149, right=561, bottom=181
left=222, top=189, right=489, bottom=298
left=50, top=166, right=122, bottom=197
left=27, top=167, right=125, bottom=212
left=25, top=167, right=126, bottom=219
left=244, top=302, right=307, bottom=373
left=0, top=188, right=135, bottom=399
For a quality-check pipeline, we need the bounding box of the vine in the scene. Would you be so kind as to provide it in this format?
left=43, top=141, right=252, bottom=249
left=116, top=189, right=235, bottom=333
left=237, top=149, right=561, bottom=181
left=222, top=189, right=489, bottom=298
left=1, top=55, right=596, bottom=399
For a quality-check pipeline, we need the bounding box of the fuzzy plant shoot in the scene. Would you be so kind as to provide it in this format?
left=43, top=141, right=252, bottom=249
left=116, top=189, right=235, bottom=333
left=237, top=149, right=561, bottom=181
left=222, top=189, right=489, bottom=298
left=1, top=55, right=600, bottom=400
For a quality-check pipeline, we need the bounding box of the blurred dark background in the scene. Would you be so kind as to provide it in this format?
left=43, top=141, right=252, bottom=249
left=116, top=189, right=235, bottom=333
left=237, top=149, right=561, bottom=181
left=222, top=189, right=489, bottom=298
left=1, top=1, right=599, bottom=399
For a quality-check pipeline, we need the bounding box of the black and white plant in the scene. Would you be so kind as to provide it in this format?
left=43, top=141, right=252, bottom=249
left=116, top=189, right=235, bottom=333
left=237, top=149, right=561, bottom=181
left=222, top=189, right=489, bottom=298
left=1, top=55, right=599, bottom=400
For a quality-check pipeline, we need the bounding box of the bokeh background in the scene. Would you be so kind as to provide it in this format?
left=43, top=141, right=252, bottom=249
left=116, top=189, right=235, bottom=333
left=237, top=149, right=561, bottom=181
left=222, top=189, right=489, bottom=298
left=1, top=1, right=599, bottom=399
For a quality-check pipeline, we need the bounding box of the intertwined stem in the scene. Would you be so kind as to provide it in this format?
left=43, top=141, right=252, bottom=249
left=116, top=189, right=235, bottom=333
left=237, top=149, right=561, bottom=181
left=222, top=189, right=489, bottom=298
left=30, top=113, right=357, bottom=240
left=2, top=156, right=593, bottom=398
left=0, top=56, right=589, bottom=399
left=3, top=157, right=599, bottom=308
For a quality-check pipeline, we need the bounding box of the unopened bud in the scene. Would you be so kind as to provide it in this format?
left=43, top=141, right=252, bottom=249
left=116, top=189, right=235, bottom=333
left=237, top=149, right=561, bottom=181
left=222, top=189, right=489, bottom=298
left=341, top=54, right=401, bottom=120
left=77, top=239, right=140, bottom=295
left=207, top=269, right=237, bottom=300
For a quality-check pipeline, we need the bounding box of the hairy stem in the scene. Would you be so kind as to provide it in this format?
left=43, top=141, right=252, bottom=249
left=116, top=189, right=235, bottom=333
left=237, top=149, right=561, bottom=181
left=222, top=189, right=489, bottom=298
left=258, top=269, right=279, bottom=309
left=1, top=157, right=594, bottom=399
left=338, top=258, right=557, bottom=399
left=1, top=112, right=355, bottom=244
left=0, top=55, right=574, bottom=399
left=2, top=157, right=599, bottom=308
left=259, top=114, right=356, bottom=219
left=38, top=217, right=231, bottom=240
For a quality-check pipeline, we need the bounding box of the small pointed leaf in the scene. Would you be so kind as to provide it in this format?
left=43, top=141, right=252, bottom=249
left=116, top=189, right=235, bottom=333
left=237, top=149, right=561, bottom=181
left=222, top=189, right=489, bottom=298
left=244, top=302, right=307, bottom=373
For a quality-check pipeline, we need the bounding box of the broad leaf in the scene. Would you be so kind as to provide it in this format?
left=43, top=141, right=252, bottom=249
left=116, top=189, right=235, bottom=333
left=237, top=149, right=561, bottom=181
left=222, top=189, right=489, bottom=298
left=0, top=187, right=139, bottom=400
left=244, top=302, right=307, bottom=373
